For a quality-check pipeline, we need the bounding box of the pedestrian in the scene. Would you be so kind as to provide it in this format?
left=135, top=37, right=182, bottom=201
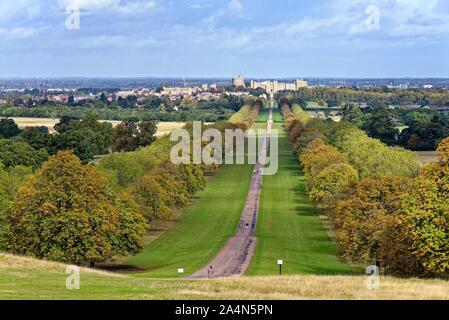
left=208, top=266, right=214, bottom=279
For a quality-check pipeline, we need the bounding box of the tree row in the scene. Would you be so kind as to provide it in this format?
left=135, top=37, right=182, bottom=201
left=281, top=101, right=449, bottom=276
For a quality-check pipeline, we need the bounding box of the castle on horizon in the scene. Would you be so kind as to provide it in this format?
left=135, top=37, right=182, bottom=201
left=232, top=75, right=308, bottom=93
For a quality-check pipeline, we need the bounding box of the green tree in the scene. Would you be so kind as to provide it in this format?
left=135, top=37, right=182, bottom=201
left=339, top=104, right=365, bottom=128
left=112, top=191, right=148, bottom=256
left=362, top=108, right=399, bottom=145
left=67, top=95, right=75, bottom=106
left=128, top=173, right=172, bottom=222
left=397, top=137, right=449, bottom=274
left=137, top=121, right=157, bottom=147
left=100, top=92, right=108, bottom=104
left=113, top=121, right=138, bottom=152
left=0, top=139, right=49, bottom=168
left=0, top=118, right=21, bottom=138
left=19, top=126, right=51, bottom=150
left=8, top=152, right=134, bottom=265
left=113, top=120, right=157, bottom=152
left=0, top=164, right=33, bottom=250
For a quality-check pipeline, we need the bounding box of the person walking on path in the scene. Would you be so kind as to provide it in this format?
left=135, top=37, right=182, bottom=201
left=208, top=266, right=214, bottom=279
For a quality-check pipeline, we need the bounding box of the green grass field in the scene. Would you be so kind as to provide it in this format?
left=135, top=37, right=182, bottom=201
left=3, top=107, right=449, bottom=299
left=127, top=163, right=253, bottom=278
left=247, top=112, right=353, bottom=275
left=255, top=107, right=270, bottom=122
left=306, top=101, right=328, bottom=109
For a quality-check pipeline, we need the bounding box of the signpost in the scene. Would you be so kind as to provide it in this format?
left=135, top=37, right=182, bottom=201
left=277, top=260, right=283, bottom=275
left=178, top=268, right=184, bottom=274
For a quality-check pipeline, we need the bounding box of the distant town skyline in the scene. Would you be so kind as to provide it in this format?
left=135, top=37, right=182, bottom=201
left=1, top=0, right=448, bottom=78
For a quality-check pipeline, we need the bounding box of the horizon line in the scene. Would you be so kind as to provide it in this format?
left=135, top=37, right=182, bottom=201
left=1, top=76, right=449, bottom=80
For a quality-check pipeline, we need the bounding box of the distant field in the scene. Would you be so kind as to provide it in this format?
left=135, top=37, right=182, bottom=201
left=10, top=117, right=184, bottom=137
left=2, top=253, right=449, bottom=300
left=155, top=122, right=185, bottom=137
left=416, top=151, right=439, bottom=165
left=306, top=111, right=341, bottom=122
left=127, top=163, right=253, bottom=278
left=306, top=101, right=327, bottom=109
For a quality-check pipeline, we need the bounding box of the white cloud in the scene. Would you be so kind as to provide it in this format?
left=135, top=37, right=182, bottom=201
left=57, top=0, right=157, bottom=14
left=0, top=27, right=39, bottom=40
left=57, top=0, right=120, bottom=11
left=247, top=0, right=449, bottom=49
left=115, top=0, right=157, bottom=14
left=0, top=0, right=40, bottom=22
left=74, top=35, right=126, bottom=48
left=228, top=0, right=243, bottom=15
left=188, top=2, right=213, bottom=10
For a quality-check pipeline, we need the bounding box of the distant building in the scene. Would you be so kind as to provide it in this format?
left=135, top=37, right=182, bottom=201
left=161, top=86, right=193, bottom=96
left=136, top=88, right=151, bottom=96
left=232, top=75, right=246, bottom=88
left=250, top=78, right=308, bottom=93
left=423, top=84, right=433, bottom=89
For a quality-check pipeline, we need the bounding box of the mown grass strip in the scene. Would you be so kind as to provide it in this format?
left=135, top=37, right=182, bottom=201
left=127, top=163, right=253, bottom=278
left=247, top=113, right=353, bottom=275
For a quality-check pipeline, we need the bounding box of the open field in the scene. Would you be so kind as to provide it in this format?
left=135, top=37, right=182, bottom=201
left=247, top=113, right=354, bottom=276
left=126, top=163, right=253, bottom=278
left=154, top=122, right=186, bottom=137
left=306, top=101, right=327, bottom=109
left=10, top=117, right=184, bottom=137
left=1, top=253, right=449, bottom=300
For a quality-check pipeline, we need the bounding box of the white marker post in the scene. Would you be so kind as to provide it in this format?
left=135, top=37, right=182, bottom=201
left=178, top=268, right=184, bottom=274
left=277, top=260, right=283, bottom=275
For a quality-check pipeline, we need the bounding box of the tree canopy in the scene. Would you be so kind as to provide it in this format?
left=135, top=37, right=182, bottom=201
left=8, top=151, right=147, bottom=265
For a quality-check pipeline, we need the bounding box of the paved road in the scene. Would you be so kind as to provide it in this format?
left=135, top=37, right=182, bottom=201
left=189, top=104, right=274, bottom=279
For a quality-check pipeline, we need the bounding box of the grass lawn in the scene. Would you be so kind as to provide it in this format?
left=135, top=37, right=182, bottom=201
left=127, top=163, right=253, bottom=278
left=306, top=101, right=327, bottom=109
left=255, top=107, right=270, bottom=122
left=2, top=253, right=449, bottom=300
left=247, top=113, right=354, bottom=276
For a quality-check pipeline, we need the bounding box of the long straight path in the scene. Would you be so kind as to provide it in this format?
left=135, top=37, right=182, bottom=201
left=189, top=103, right=274, bottom=278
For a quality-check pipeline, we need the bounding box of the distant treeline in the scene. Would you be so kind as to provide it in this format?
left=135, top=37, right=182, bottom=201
left=0, top=94, right=247, bottom=122
left=338, top=104, right=449, bottom=150
left=0, top=115, right=158, bottom=165
left=280, top=87, right=449, bottom=108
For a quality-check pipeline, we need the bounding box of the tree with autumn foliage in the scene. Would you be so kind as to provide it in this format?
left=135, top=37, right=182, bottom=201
left=128, top=173, right=173, bottom=222
left=332, top=175, right=413, bottom=271
left=0, top=164, right=33, bottom=251
left=308, top=163, right=358, bottom=207
left=300, top=139, right=347, bottom=179
left=294, top=128, right=325, bottom=156
left=112, top=191, right=148, bottom=256
left=298, top=137, right=358, bottom=209
left=398, top=137, right=449, bottom=275
left=287, top=120, right=305, bottom=144
left=7, top=151, right=147, bottom=265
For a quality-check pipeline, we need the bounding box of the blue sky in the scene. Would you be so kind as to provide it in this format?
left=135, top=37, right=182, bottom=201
left=0, top=0, right=448, bottom=78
